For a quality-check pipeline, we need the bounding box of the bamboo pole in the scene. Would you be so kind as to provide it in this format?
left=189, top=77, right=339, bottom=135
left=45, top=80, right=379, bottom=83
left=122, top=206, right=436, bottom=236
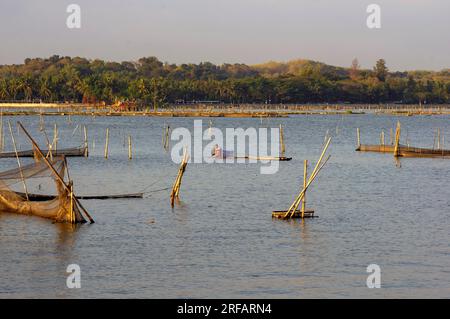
left=381, top=130, right=385, bottom=146
left=170, top=148, right=189, bottom=207
left=394, top=122, right=401, bottom=157
left=0, top=111, right=3, bottom=152
left=17, top=121, right=95, bottom=224
left=128, top=135, right=132, bottom=160
left=8, top=121, right=29, bottom=200
left=390, top=128, right=394, bottom=145
left=280, top=124, right=285, bottom=157
left=437, top=128, right=441, bottom=150
left=357, top=128, right=361, bottom=148
left=104, top=127, right=109, bottom=159
left=53, top=123, right=58, bottom=154
left=301, top=160, right=307, bottom=218
left=83, top=126, right=89, bottom=157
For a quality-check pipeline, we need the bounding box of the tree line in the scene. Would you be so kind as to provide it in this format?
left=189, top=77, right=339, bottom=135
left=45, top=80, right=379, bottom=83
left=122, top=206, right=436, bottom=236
left=0, top=55, right=449, bottom=109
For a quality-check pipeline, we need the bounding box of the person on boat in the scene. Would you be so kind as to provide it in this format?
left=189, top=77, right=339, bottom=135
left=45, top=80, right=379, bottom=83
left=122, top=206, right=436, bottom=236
left=212, top=144, right=222, bottom=158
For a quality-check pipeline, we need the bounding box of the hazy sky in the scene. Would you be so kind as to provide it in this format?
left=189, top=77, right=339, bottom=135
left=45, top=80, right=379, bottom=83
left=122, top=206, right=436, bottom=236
left=0, top=0, right=449, bottom=71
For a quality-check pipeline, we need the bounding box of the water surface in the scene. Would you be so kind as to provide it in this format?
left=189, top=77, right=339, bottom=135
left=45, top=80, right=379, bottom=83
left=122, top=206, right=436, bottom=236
left=0, top=114, right=449, bottom=298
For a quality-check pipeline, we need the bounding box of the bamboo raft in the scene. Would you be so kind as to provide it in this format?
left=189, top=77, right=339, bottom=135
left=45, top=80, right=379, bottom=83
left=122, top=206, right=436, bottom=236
left=272, top=210, right=316, bottom=219
left=0, top=146, right=88, bottom=158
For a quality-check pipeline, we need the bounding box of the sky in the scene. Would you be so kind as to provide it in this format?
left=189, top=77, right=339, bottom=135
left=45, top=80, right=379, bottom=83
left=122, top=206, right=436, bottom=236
left=0, top=0, right=449, bottom=71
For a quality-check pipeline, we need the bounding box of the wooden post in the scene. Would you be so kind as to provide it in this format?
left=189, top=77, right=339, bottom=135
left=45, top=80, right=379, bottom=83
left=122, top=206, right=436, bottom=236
left=104, top=127, right=109, bottom=159
left=128, top=135, right=132, bottom=160
left=8, top=121, right=29, bottom=200
left=390, top=128, right=394, bottom=145
left=170, top=148, right=189, bottom=207
left=357, top=128, right=361, bottom=148
left=280, top=124, right=285, bottom=158
left=301, top=160, right=307, bottom=219
left=0, top=111, right=3, bottom=152
left=394, top=122, right=401, bottom=157
left=381, top=131, right=385, bottom=146
left=83, top=126, right=89, bottom=157
left=437, top=128, right=441, bottom=150
left=53, top=123, right=58, bottom=154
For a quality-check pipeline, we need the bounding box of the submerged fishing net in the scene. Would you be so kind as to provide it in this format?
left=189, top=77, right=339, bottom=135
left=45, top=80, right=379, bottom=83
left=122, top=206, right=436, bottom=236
left=0, top=155, right=86, bottom=223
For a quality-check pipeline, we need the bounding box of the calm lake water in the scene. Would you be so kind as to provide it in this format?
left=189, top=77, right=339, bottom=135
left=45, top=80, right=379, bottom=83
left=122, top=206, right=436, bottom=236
left=0, top=114, right=449, bottom=298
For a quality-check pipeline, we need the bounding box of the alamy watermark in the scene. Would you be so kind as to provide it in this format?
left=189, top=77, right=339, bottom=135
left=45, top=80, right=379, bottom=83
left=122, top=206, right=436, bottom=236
left=66, top=264, right=81, bottom=288
left=66, top=4, right=81, bottom=29
left=366, top=264, right=381, bottom=288
left=171, top=120, right=280, bottom=174
left=366, top=4, right=381, bottom=29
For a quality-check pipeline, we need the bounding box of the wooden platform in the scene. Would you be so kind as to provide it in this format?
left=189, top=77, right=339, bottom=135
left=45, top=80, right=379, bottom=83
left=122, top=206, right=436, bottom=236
left=356, top=144, right=396, bottom=153
left=15, top=192, right=143, bottom=201
left=0, top=146, right=88, bottom=158
left=356, top=144, right=450, bottom=158
left=272, top=210, right=316, bottom=219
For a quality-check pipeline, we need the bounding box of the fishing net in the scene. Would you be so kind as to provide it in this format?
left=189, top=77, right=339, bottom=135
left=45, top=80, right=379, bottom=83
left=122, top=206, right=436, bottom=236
left=0, top=155, right=86, bottom=223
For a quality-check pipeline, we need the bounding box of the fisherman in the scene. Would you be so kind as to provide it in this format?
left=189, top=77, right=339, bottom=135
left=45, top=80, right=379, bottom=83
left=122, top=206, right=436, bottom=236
left=211, top=144, right=222, bottom=158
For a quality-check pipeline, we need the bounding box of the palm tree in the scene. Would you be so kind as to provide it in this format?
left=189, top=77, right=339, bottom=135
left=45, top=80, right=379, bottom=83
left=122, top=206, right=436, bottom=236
left=0, top=79, right=9, bottom=101
left=39, top=77, right=52, bottom=102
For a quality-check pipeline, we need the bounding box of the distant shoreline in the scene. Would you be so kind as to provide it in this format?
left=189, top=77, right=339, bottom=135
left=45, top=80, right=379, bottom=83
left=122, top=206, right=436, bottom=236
left=0, top=103, right=449, bottom=117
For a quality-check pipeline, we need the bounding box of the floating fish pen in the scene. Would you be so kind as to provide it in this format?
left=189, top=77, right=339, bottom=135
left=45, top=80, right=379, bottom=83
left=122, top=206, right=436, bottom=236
left=355, top=123, right=450, bottom=158
left=0, top=146, right=88, bottom=158
left=0, top=122, right=94, bottom=224
left=272, top=138, right=331, bottom=220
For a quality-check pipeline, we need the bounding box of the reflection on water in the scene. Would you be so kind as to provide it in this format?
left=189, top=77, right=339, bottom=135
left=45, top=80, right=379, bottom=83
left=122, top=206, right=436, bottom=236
left=1, top=114, right=450, bottom=298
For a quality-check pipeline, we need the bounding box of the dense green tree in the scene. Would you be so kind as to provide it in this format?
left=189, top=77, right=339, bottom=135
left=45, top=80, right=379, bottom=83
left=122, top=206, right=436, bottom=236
left=374, top=59, right=389, bottom=82
left=0, top=56, right=448, bottom=106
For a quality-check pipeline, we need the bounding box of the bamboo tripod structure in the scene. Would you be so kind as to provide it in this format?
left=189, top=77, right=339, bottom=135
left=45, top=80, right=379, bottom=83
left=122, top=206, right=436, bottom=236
left=273, top=138, right=331, bottom=219
left=170, top=148, right=189, bottom=207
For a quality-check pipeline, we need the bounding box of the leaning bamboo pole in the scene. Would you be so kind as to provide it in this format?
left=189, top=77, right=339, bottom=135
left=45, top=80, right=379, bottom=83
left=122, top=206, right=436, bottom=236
left=301, top=160, right=307, bottom=218
left=170, top=148, right=189, bottom=207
